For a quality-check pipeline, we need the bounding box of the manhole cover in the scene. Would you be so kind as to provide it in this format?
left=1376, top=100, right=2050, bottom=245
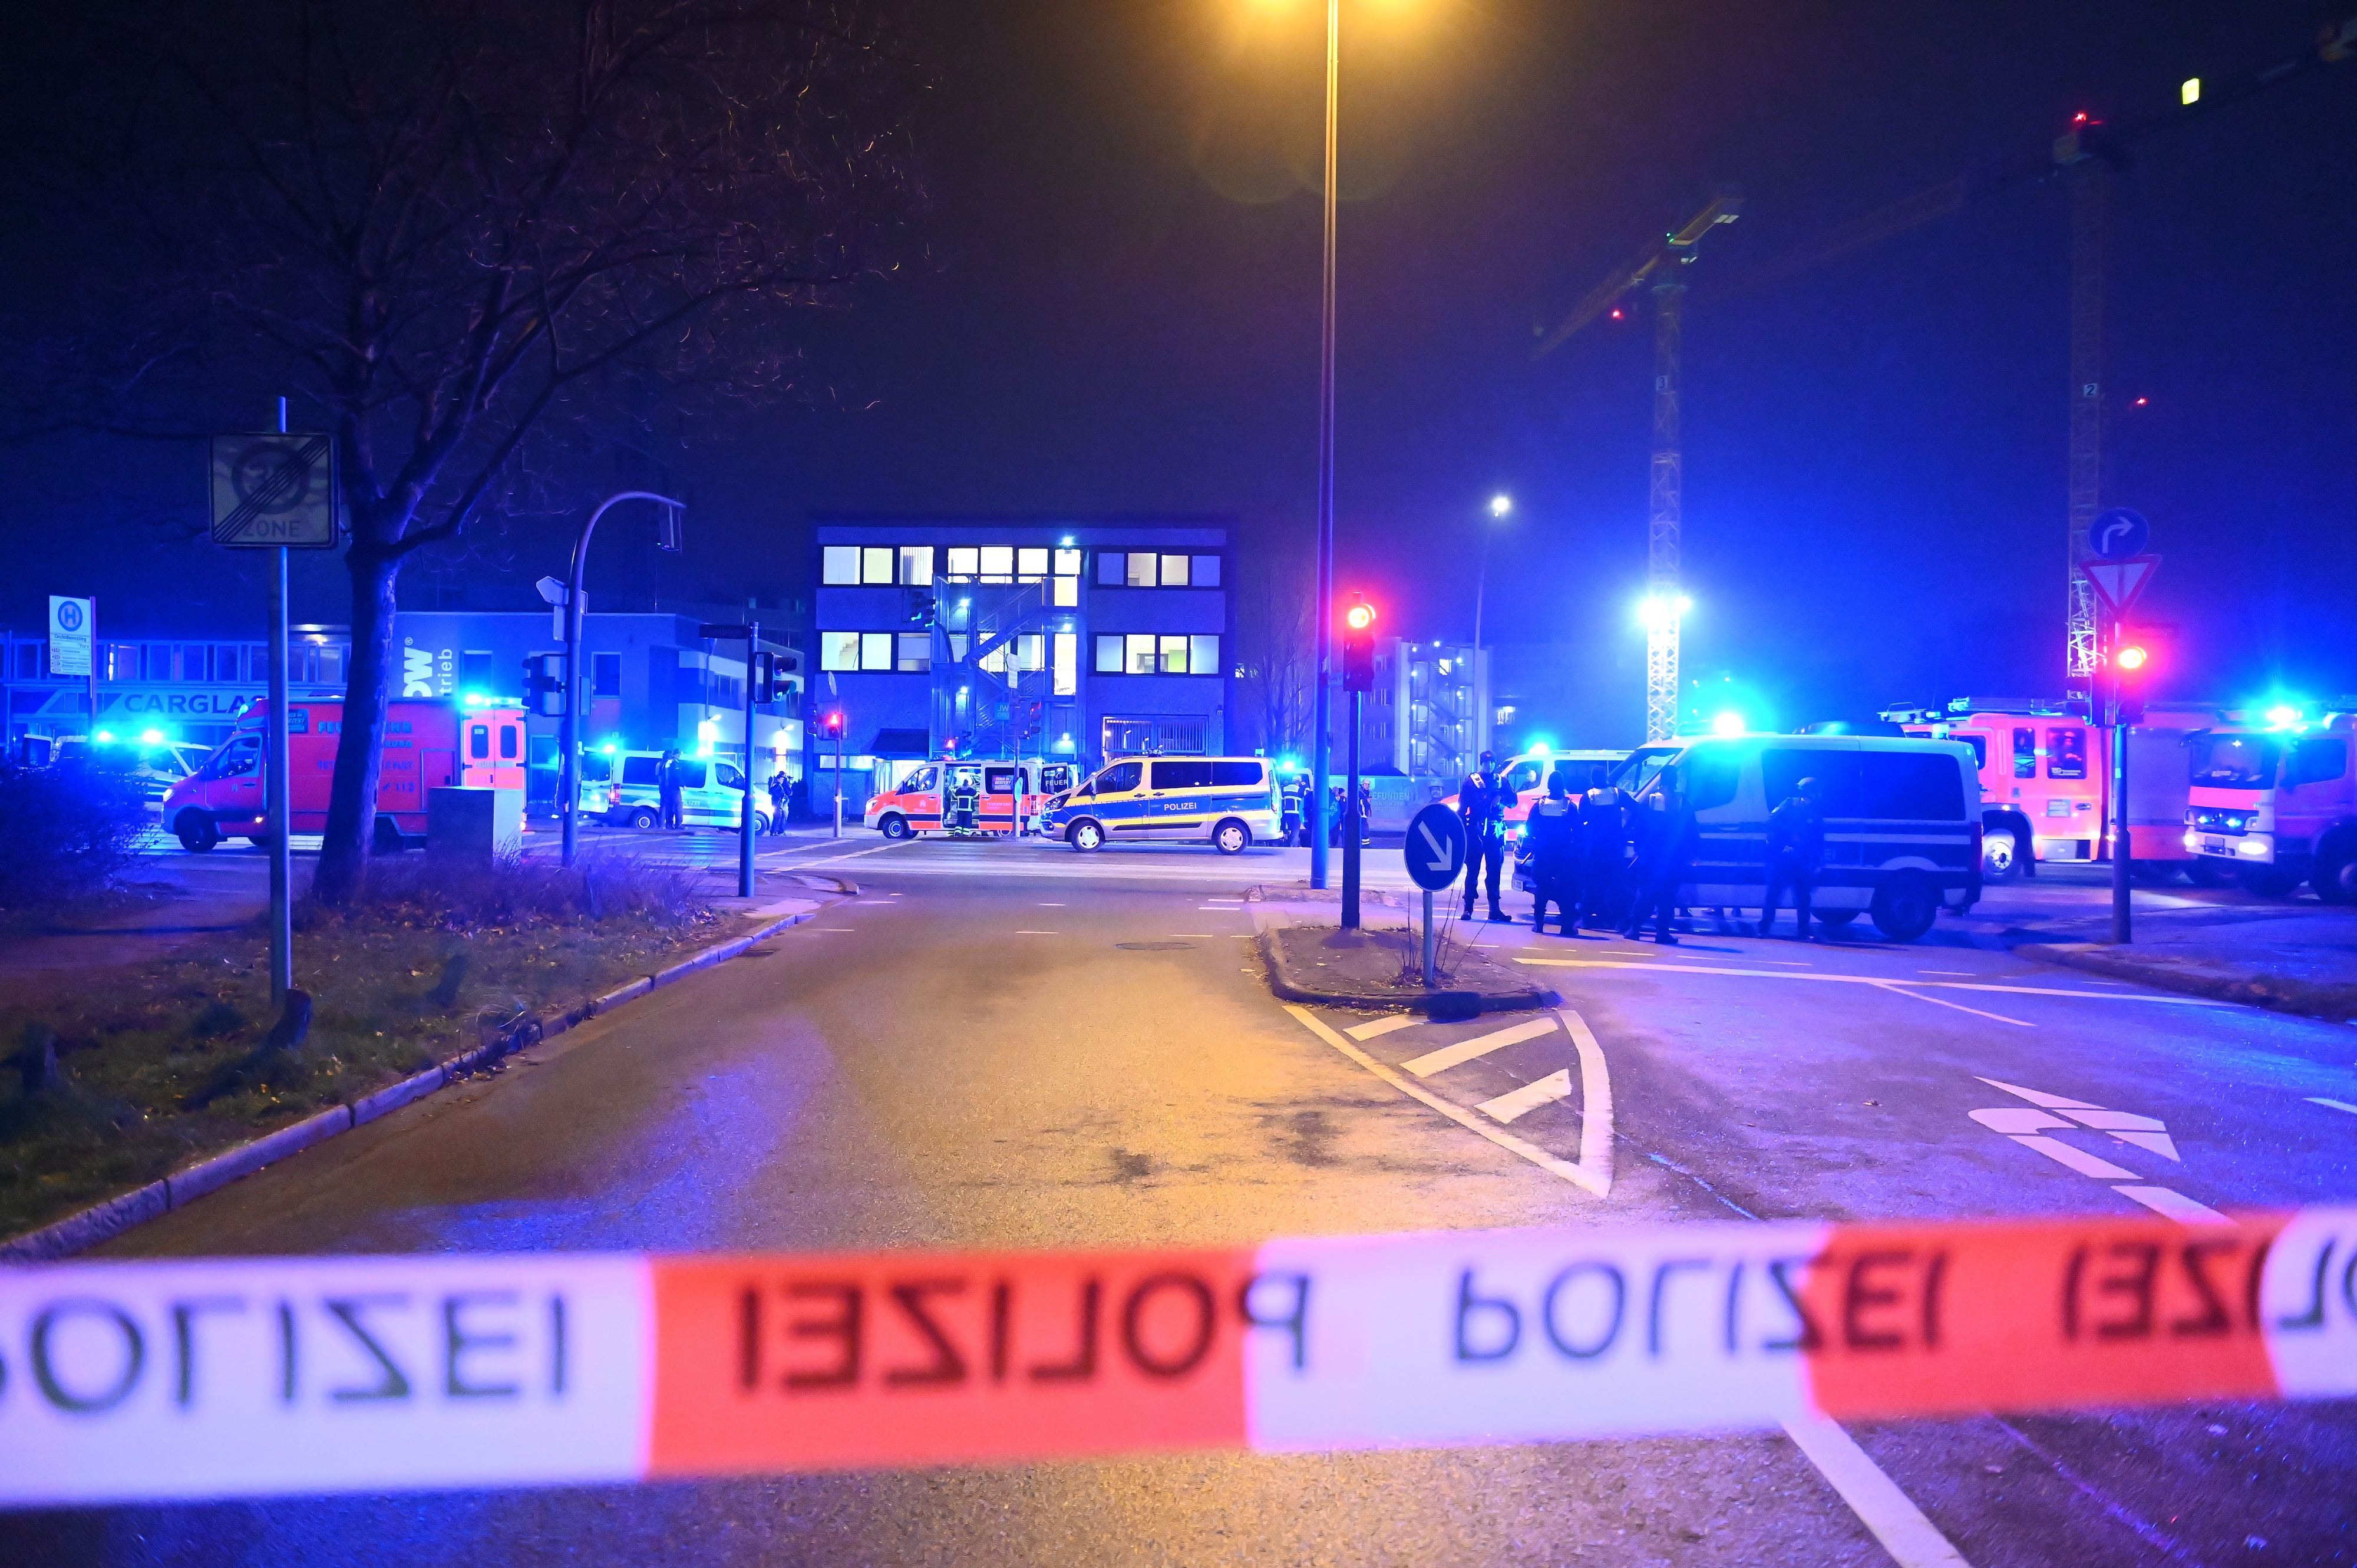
left=1115, top=941, right=1196, bottom=952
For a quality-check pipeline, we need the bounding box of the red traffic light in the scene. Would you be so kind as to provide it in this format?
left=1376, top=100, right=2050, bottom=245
left=2115, top=644, right=2149, bottom=672
left=822, top=711, right=845, bottom=737
left=1345, top=603, right=1376, bottom=632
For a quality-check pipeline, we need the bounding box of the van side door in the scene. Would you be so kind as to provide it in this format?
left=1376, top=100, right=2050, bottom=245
left=1146, top=758, right=1212, bottom=838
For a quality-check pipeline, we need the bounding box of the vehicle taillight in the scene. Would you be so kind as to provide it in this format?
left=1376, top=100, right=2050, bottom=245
left=606, top=785, right=620, bottom=807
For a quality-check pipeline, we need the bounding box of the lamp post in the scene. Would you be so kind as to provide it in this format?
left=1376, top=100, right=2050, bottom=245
left=1307, top=0, right=1341, bottom=889
left=1472, top=493, right=1510, bottom=758
left=562, top=491, right=682, bottom=867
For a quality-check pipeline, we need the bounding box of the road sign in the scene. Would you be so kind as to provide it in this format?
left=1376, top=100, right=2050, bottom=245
left=2082, top=553, right=2160, bottom=616
left=47, top=596, right=91, bottom=676
left=2088, top=507, right=2150, bottom=561
left=210, top=434, right=339, bottom=547
left=1403, top=803, right=1467, bottom=892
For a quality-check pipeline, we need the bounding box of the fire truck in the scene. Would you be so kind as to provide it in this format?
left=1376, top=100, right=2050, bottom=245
left=862, top=758, right=1080, bottom=840
left=161, top=698, right=526, bottom=852
left=1884, top=698, right=2224, bottom=882
left=2186, top=713, right=2357, bottom=901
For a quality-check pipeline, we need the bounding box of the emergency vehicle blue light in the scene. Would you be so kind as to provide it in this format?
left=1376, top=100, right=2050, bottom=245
left=462, top=691, right=488, bottom=707
left=2265, top=704, right=2302, bottom=728
left=1527, top=740, right=1552, bottom=757
left=94, top=729, right=115, bottom=743
left=1712, top=711, right=1746, bottom=737
left=599, top=741, right=618, bottom=754
left=140, top=728, right=166, bottom=745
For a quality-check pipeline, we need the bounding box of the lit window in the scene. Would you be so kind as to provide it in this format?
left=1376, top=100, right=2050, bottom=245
left=822, top=546, right=860, bottom=585
left=1017, top=547, right=1049, bottom=579
left=1095, top=635, right=1124, bottom=674
left=1160, top=635, right=1189, bottom=674
left=1191, top=555, right=1222, bottom=588
left=1126, top=554, right=1157, bottom=588
left=860, top=633, right=895, bottom=671
left=896, top=634, right=930, bottom=672
left=1190, top=635, right=1219, bottom=674
left=899, top=547, right=933, bottom=586
left=946, top=547, right=979, bottom=577
left=819, top=632, right=860, bottom=671
left=1054, top=633, right=1078, bottom=696
left=1052, top=576, right=1078, bottom=608
left=1053, top=548, right=1082, bottom=577
left=1098, top=552, right=1126, bottom=586
left=1125, top=633, right=1157, bottom=675
left=862, top=547, right=895, bottom=585
left=1160, top=555, right=1190, bottom=588
left=979, top=546, right=1014, bottom=580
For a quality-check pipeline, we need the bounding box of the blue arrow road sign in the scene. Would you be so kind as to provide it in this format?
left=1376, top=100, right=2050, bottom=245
left=1404, top=803, right=1467, bottom=892
left=2089, top=507, right=2150, bottom=561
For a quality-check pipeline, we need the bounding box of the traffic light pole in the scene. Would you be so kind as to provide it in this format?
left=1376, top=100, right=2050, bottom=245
left=1341, top=685, right=1362, bottom=929
left=834, top=721, right=846, bottom=838
left=2110, top=645, right=2132, bottom=945
left=740, top=624, right=758, bottom=900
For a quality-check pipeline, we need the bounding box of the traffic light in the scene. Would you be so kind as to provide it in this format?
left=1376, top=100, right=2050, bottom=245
left=904, top=587, right=937, bottom=628
left=1342, top=599, right=1377, bottom=693
left=2111, top=638, right=2153, bottom=723
left=821, top=709, right=846, bottom=742
left=522, top=652, right=566, bottom=717
left=752, top=651, right=781, bottom=705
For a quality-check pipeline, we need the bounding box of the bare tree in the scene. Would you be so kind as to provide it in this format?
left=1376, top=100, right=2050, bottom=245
left=1232, top=542, right=1315, bottom=760
left=1, top=0, right=922, bottom=901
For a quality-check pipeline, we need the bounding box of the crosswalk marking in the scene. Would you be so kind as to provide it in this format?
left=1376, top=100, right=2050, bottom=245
left=1402, top=1016, right=1556, bottom=1078
left=1475, top=1069, right=1573, bottom=1124
left=1344, top=1015, right=1420, bottom=1041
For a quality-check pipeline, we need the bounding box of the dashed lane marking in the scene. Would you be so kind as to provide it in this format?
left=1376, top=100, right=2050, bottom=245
left=1344, top=1015, right=1420, bottom=1042
left=1402, top=1016, right=1558, bottom=1078
left=1781, top=1414, right=1976, bottom=1568
left=2308, top=1098, right=2357, bottom=1118
left=2114, top=1184, right=2229, bottom=1223
left=1514, top=956, right=2230, bottom=1006
left=1476, top=1069, right=1573, bottom=1124
left=1282, top=1005, right=1612, bottom=1197
left=1014, top=930, right=1059, bottom=935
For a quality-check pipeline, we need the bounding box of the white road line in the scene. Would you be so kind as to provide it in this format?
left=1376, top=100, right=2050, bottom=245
left=1344, top=1015, right=1421, bottom=1041
left=1919, top=970, right=1975, bottom=976
left=2113, top=1184, right=2229, bottom=1223
left=2009, top=1134, right=2139, bottom=1180
left=1514, top=956, right=2228, bottom=1005
left=1402, top=1016, right=1557, bottom=1077
left=1871, top=979, right=2032, bottom=1028
left=1282, top=1005, right=1609, bottom=1197
left=2307, top=1097, right=2357, bottom=1117
left=1014, top=930, right=1059, bottom=935
left=1781, top=1414, right=1975, bottom=1568
left=1038, top=902, right=1066, bottom=906
left=1477, top=1069, right=1573, bottom=1124
left=1169, top=933, right=1220, bottom=938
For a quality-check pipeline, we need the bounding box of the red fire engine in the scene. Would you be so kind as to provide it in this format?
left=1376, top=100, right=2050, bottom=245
left=2187, top=713, right=2357, bottom=901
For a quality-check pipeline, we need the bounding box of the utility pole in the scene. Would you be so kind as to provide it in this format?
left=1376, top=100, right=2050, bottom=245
left=562, top=491, right=683, bottom=867
left=266, top=401, right=292, bottom=1007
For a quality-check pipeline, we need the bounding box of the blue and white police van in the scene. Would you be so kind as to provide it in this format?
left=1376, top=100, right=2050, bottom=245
left=1035, top=755, right=1284, bottom=854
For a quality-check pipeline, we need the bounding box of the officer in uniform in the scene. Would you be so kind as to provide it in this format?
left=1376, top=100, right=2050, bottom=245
left=1457, top=750, right=1514, bottom=922
left=1575, top=764, right=1631, bottom=931
left=1523, top=768, right=1579, bottom=935
left=1625, top=779, right=1698, bottom=944
left=1761, top=775, right=1826, bottom=938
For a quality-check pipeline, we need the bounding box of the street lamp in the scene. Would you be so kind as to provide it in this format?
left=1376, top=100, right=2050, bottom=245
left=1473, top=493, right=1510, bottom=757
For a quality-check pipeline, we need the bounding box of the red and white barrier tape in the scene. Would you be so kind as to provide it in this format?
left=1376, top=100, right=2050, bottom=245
left=4, top=1208, right=2353, bottom=1505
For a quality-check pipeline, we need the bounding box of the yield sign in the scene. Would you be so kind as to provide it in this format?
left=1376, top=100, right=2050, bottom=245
left=2081, top=553, right=2158, bottom=616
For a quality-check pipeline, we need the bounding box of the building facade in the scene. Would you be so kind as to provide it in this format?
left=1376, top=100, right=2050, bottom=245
left=811, top=520, right=1232, bottom=800
left=1359, top=638, right=1487, bottom=780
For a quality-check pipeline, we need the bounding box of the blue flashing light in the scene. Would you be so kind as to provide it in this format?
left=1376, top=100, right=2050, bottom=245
left=2265, top=704, right=2303, bottom=729
left=139, top=728, right=166, bottom=745
left=1276, top=754, right=1302, bottom=773
left=1711, top=711, right=1746, bottom=738
left=94, top=729, right=115, bottom=744
left=1526, top=740, right=1553, bottom=757
left=598, top=741, right=618, bottom=754
left=1055, top=734, right=1075, bottom=752
left=461, top=690, right=490, bottom=708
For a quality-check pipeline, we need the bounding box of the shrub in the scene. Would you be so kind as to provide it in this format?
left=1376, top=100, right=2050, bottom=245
left=299, top=851, right=701, bottom=932
left=0, top=759, right=150, bottom=910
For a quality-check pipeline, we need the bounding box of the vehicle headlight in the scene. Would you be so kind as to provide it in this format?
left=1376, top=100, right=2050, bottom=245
left=2182, top=830, right=2200, bottom=851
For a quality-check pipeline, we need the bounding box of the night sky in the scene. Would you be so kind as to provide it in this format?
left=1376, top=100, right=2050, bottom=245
left=6, top=1, right=2354, bottom=742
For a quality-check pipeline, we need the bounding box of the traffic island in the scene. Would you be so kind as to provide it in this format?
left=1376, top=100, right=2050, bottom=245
left=1255, top=919, right=1562, bottom=1017
left=2015, top=938, right=2357, bottom=1023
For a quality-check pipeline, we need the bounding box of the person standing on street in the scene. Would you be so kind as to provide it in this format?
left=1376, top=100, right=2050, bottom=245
left=767, top=770, right=789, bottom=834
left=1625, top=781, right=1698, bottom=944
left=657, top=748, right=685, bottom=830
left=1761, top=775, right=1825, bottom=938
left=1524, top=768, right=1579, bottom=935
left=1457, top=750, right=1514, bottom=922
left=1574, top=764, right=1631, bottom=932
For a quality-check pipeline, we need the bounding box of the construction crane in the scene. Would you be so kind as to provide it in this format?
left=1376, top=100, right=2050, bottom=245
left=1534, top=189, right=1742, bottom=742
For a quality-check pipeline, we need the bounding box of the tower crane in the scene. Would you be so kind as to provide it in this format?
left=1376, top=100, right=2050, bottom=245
left=1533, top=189, right=1741, bottom=742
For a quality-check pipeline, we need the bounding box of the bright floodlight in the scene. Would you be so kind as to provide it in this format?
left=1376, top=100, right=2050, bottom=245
left=1637, top=592, right=1693, bottom=632
left=1711, top=711, right=1745, bottom=737
left=1488, top=494, right=1512, bottom=518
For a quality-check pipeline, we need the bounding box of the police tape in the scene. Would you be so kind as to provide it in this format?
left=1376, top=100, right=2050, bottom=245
left=3, top=1207, right=2353, bottom=1506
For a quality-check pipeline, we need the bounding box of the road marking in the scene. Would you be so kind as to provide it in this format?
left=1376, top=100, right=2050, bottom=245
left=2010, top=1135, right=2140, bottom=1180
left=1477, top=1069, right=1573, bottom=1124
left=1871, top=979, right=2032, bottom=1028
left=814, top=927, right=856, bottom=932
left=1168, top=933, right=1220, bottom=938
left=1514, top=957, right=2228, bottom=1005
left=1014, top=930, right=1058, bottom=935
left=1345, top=1015, right=1420, bottom=1041
left=1978, top=1078, right=2097, bottom=1109
left=1038, top=902, right=1066, bottom=906
left=1781, top=1414, right=1976, bottom=1568
left=1402, top=1016, right=1557, bottom=1077
left=1919, top=970, right=1975, bottom=976
left=2308, top=1097, right=2357, bottom=1117
left=2113, top=1184, right=2229, bottom=1223
left=1282, top=1005, right=1610, bottom=1197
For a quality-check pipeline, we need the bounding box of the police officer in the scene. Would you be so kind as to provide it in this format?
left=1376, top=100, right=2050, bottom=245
left=1575, top=764, right=1630, bottom=931
left=1524, top=767, right=1579, bottom=935
left=1625, top=780, right=1698, bottom=945
left=1761, top=775, right=1825, bottom=938
left=767, top=770, right=790, bottom=834
left=1457, top=750, right=1514, bottom=922
left=656, top=748, right=685, bottom=830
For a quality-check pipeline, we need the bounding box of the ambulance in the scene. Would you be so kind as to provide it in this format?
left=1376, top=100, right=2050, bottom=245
left=161, top=698, right=526, bottom=852
left=1886, top=699, right=2223, bottom=883
left=863, top=758, right=1081, bottom=840
left=2186, top=714, right=2357, bottom=901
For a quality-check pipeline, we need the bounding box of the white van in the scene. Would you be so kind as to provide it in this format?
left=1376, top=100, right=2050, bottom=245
left=1623, top=734, right=1983, bottom=940
left=1038, top=755, right=1283, bottom=854
left=601, top=750, right=771, bottom=833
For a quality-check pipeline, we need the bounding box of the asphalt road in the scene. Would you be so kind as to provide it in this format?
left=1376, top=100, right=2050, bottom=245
left=9, top=836, right=2357, bottom=1566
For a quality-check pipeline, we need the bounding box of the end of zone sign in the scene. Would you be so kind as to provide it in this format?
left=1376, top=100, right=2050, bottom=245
left=210, top=434, right=340, bottom=548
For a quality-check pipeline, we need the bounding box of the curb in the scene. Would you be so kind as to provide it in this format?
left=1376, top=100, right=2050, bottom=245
left=1, top=900, right=826, bottom=1262
left=1254, top=924, right=1562, bottom=1018
left=2012, top=938, right=2357, bottom=1024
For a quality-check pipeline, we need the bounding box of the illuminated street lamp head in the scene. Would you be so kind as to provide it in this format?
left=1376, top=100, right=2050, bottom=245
left=1488, top=494, right=1511, bottom=519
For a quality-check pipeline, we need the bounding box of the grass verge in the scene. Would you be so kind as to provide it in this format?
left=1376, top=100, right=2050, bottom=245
left=0, top=853, right=745, bottom=1240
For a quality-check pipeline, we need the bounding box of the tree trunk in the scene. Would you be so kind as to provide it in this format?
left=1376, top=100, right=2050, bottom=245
left=313, top=544, right=398, bottom=905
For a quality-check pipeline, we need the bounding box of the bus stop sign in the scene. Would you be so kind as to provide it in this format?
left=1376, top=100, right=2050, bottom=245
left=1403, top=803, right=1467, bottom=892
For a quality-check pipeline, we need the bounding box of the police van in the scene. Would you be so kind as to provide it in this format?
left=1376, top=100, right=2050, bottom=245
left=600, top=750, right=771, bottom=833
left=1037, top=755, right=1283, bottom=854
left=1611, top=732, right=1983, bottom=940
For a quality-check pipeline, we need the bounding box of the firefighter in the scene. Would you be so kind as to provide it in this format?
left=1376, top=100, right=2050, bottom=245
left=1761, top=775, right=1826, bottom=939
left=1575, top=764, right=1631, bottom=931
left=1457, top=750, right=1514, bottom=921
left=1524, top=767, right=1579, bottom=935
left=1625, top=779, right=1698, bottom=945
